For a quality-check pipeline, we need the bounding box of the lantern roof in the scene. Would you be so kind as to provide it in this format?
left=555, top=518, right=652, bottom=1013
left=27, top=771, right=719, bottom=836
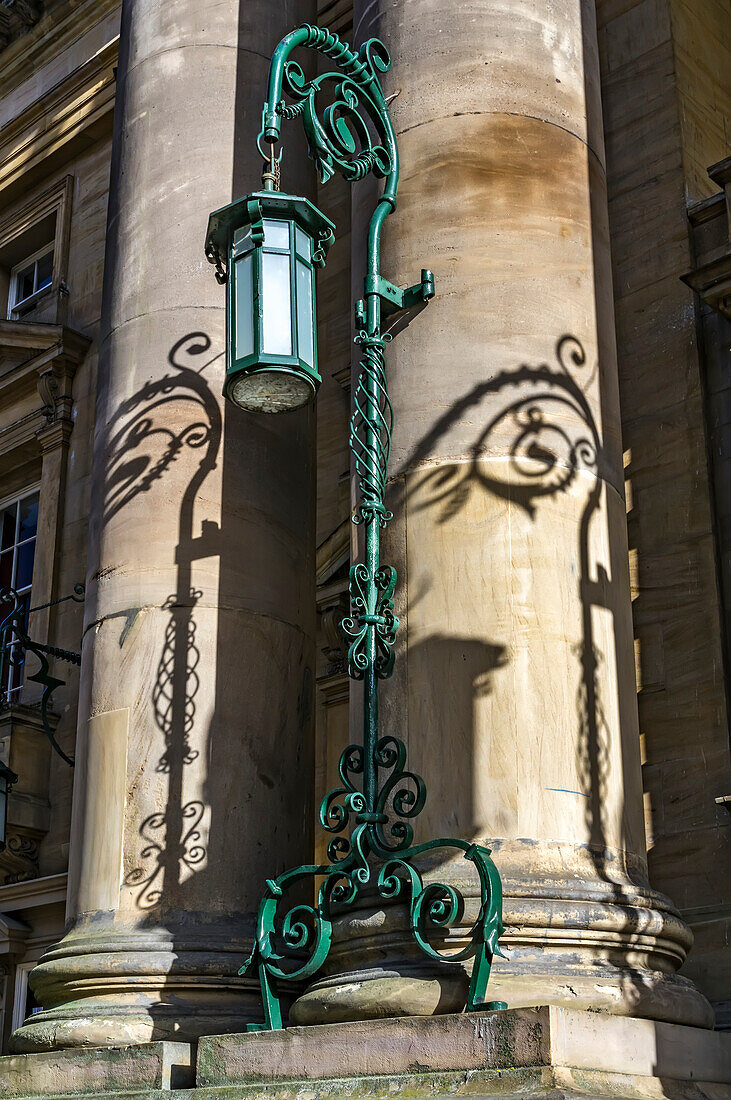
left=205, top=190, right=336, bottom=275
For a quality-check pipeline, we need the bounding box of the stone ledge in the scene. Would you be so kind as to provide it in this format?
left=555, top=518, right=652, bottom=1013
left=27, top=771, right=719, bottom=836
left=196, top=1006, right=731, bottom=1086
left=0, top=1040, right=192, bottom=1096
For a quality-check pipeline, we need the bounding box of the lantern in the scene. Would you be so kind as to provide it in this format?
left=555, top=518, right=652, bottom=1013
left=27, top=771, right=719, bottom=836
left=0, top=760, right=17, bottom=852
left=205, top=191, right=335, bottom=414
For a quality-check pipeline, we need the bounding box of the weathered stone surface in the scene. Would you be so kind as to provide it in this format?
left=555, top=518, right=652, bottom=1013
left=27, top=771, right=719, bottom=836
left=0, top=1041, right=192, bottom=1095
left=2, top=1010, right=730, bottom=1099
left=197, top=1007, right=731, bottom=1087
left=597, top=0, right=731, bottom=1027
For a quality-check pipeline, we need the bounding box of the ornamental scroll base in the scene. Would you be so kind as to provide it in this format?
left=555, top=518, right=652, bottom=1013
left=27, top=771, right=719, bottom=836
left=235, top=22, right=507, bottom=1029
left=241, top=735, right=507, bottom=1031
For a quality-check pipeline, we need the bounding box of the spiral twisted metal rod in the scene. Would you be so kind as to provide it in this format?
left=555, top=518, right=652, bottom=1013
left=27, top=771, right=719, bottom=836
left=241, top=23, right=507, bottom=1031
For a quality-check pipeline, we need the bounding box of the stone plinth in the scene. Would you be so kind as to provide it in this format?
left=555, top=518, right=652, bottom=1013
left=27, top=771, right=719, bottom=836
left=197, top=1008, right=731, bottom=1088
left=1, top=1009, right=729, bottom=1099
left=0, top=1041, right=192, bottom=1096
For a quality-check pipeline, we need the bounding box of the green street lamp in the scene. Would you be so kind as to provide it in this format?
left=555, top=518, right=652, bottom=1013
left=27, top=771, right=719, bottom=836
left=0, top=760, right=17, bottom=853
left=205, top=23, right=507, bottom=1031
left=205, top=191, right=334, bottom=413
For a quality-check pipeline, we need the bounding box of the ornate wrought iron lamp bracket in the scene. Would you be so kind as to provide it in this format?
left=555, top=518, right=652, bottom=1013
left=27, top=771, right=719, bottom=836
left=0, top=584, right=84, bottom=767
left=240, top=24, right=507, bottom=1030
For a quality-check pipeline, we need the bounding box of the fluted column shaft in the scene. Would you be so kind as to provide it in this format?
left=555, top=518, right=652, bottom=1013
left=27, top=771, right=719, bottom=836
left=12, top=0, right=317, bottom=1050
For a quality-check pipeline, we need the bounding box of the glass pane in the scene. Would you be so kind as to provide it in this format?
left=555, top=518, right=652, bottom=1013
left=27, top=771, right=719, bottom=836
left=296, top=259, right=314, bottom=367
left=295, top=225, right=311, bottom=260
left=15, top=540, right=35, bottom=590
left=261, top=252, right=292, bottom=356
left=18, top=494, right=39, bottom=542
left=16, top=262, right=35, bottom=302
left=234, top=253, right=254, bottom=361
left=262, top=219, right=290, bottom=251
left=0, top=503, right=17, bottom=551
left=233, top=227, right=253, bottom=254
left=0, top=549, right=12, bottom=590
left=35, top=251, right=53, bottom=292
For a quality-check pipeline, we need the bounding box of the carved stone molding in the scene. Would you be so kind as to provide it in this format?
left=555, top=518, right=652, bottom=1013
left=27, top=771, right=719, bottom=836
left=0, top=705, right=54, bottom=885
left=317, top=580, right=349, bottom=679
left=0, top=0, right=43, bottom=52
left=682, top=156, right=731, bottom=319
left=0, top=831, right=40, bottom=884
left=0, top=320, right=90, bottom=460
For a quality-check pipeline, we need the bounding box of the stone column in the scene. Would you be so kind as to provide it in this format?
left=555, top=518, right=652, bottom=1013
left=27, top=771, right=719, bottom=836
left=292, top=0, right=712, bottom=1028
left=12, top=0, right=317, bottom=1050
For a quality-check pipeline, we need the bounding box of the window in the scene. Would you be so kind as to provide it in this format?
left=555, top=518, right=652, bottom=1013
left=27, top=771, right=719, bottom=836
left=7, top=244, right=54, bottom=319
left=0, top=176, right=72, bottom=327
left=0, top=489, right=39, bottom=704
left=10, top=962, right=41, bottom=1033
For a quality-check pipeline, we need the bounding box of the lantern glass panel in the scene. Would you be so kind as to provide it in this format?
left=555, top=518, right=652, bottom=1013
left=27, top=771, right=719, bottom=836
left=296, top=259, right=314, bottom=367
left=263, top=219, right=289, bottom=250
left=261, top=251, right=292, bottom=356
left=234, top=226, right=253, bottom=252
left=234, top=253, right=255, bottom=360
left=295, top=225, right=310, bottom=260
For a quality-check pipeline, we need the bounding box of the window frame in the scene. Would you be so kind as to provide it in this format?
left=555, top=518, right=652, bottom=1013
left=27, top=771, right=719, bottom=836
left=0, top=176, right=73, bottom=327
left=7, top=242, right=55, bottom=320
left=0, top=484, right=41, bottom=705
left=10, top=961, right=36, bottom=1033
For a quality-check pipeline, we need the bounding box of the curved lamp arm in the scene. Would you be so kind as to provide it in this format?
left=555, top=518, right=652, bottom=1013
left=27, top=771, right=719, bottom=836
left=257, top=24, right=399, bottom=334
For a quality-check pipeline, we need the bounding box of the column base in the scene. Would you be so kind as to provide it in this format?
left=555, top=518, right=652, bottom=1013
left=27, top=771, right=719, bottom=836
left=289, top=840, right=714, bottom=1030
left=8, top=917, right=265, bottom=1052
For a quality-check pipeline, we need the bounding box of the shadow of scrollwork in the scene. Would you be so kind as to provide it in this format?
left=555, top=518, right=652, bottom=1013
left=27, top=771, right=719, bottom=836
left=153, top=590, right=203, bottom=774
left=124, top=801, right=207, bottom=909
left=105, top=333, right=222, bottom=908
left=405, top=336, right=600, bottom=522
left=401, top=335, right=623, bottom=895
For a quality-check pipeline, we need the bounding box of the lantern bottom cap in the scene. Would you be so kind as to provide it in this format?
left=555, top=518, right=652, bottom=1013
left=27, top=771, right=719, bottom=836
left=227, top=368, right=316, bottom=414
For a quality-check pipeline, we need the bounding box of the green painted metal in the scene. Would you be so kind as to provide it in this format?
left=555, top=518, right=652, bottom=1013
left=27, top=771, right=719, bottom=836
left=205, top=191, right=335, bottom=405
left=0, top=584, right=84, bottom=767
left=207, top=23, right=507, bottom=1029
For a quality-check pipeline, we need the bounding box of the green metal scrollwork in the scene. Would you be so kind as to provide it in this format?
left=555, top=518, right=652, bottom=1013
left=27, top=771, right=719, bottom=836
left=242, top=24, right=507, bottom=1029
left=0, top=584, right=84, bottom=767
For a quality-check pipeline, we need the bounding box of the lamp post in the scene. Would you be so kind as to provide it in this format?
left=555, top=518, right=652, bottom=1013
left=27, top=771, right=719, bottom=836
left=205, top=23, right=507, bottom=1031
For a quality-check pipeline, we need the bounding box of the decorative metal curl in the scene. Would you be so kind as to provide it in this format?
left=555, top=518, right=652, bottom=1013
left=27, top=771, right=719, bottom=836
left=340, top=561, right=398, bottom=680
left=241, top=830, right=506, bottom=1032
left=269, top=26, right=395, bottom=185
left=0, top=584, right=85, bottom=766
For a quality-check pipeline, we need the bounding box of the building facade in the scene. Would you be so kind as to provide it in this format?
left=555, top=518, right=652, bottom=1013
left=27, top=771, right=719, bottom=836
left=0, top=0, right=729, bottom=1093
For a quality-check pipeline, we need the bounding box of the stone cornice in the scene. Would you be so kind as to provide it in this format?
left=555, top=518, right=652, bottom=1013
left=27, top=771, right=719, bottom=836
left=0, top=320, right=90, bottom=458
left=0, top=871, right=67, bottom=913
left=682, top=157, right=731, bottom=319
left=0, top=0, right=119, bottom=88
left=0, top=35, right=118, bottom=200
left=0, top=0, right=43, bottom=54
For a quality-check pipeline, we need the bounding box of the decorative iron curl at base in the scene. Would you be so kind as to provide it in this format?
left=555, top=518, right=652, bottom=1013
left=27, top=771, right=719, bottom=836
left=240, top=737, right=507, bottom=1031
left=240, top=834, right=507, bottom=1032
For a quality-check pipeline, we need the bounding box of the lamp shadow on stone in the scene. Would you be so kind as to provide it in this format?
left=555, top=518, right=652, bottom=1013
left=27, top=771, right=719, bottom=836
left=382, top=333, right=664, bottom=1013
left=102, top=333, right=221, bottom=920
